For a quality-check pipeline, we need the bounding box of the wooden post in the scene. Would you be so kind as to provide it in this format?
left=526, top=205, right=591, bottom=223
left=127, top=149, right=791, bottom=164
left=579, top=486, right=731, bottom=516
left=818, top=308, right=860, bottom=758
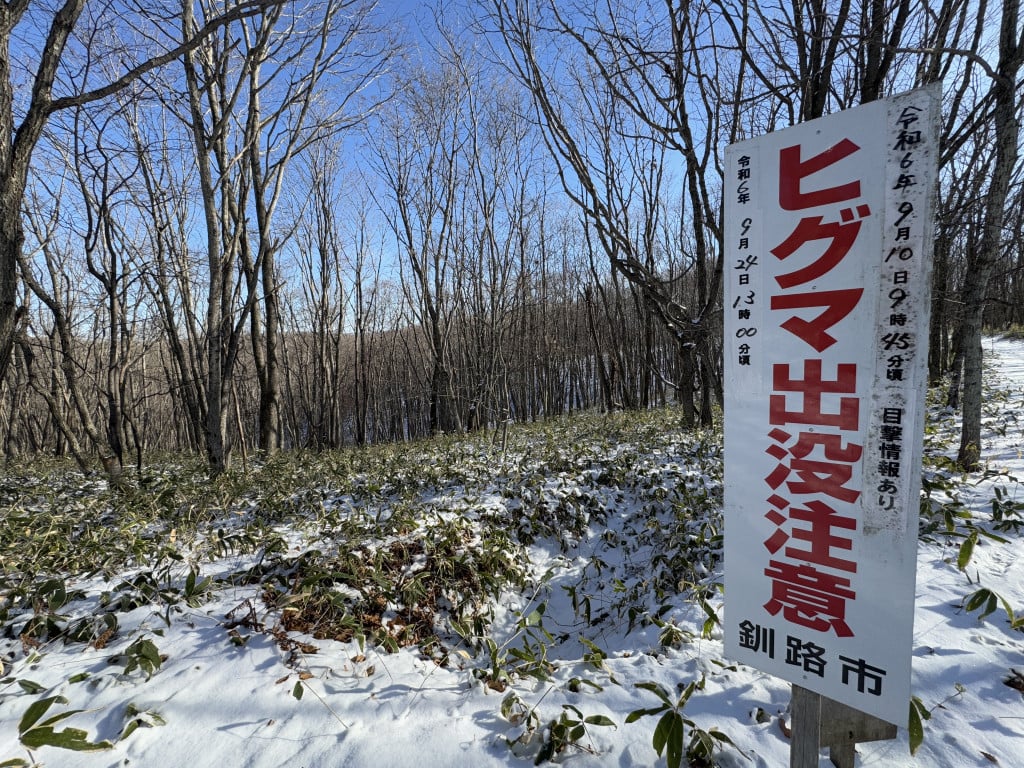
left=790, top=685, right=898, bottom=768
left=790, top=686, right=822, bottom=768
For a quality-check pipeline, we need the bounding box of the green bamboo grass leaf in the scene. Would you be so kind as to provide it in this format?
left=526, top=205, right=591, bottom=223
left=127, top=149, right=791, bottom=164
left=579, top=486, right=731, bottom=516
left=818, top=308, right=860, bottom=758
left=957, top=530, right=977, bottom=570
left=18, top=696, right=67, bottom=734
left=908, top=697, right=930, bottom=755
left=20, top=725, right=113, bottom=752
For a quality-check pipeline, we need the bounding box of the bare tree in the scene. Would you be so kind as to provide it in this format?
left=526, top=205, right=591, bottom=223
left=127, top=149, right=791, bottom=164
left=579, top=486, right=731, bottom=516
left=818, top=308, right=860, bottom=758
left=238, top=0, right=390, bottom=454
left=956, top=0, right=1023, bottom=469
left=125, top=99, right=210, bottom=456
left=17, top=177, right=114, bottom=470
left=486, top=0, right=730, bottom=425
left=372, top=60, right=469, bottom=435
left=67, top=102, right=156, bottom=470
left=179, top=0, right=265, bottom=474
left=0, top=0, right=284, bottom=391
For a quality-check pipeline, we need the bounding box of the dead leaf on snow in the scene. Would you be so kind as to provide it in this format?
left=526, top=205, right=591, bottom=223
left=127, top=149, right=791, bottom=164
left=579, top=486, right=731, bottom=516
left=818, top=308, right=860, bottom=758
left=1003, top=668, right=1024, bottom=694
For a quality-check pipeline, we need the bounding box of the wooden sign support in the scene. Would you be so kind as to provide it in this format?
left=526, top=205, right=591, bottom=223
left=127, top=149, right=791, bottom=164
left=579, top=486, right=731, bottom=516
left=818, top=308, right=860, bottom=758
left=790, top=685, right=897, bottom=768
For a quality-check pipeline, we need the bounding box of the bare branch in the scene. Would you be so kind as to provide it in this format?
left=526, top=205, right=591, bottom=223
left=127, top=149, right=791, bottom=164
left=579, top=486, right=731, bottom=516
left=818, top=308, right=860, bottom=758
left=48, top=0, right=283, bottom=114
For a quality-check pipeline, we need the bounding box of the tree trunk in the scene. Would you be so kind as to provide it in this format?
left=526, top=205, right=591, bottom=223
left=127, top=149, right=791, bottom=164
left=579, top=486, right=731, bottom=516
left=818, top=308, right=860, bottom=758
left=0, top=212, right=22, bottom=387
left=957, top=0, right=1021, bottom=469
left=258, top=247, right=283, bottom=452
left=928, top=225, right=951, bottom=384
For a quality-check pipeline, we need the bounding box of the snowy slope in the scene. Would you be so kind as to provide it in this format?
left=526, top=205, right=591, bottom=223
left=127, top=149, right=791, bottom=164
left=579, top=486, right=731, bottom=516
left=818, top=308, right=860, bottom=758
left=2, top=339, right=1023, bottom=767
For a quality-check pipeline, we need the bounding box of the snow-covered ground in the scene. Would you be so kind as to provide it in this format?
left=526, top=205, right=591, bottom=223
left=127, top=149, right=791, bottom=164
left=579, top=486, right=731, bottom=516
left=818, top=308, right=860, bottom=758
left=2, top=338, right=1023, bottom=767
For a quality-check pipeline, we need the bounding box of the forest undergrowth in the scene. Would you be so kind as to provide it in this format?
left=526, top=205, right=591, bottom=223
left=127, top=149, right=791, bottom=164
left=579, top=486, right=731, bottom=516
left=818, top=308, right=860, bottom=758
left=1, top=368, right=1023, bottom=767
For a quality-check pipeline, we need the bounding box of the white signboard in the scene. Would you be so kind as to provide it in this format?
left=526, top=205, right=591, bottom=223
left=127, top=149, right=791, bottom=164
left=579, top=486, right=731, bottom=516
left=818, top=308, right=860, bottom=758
left=723, top=84, right=940, bottom=725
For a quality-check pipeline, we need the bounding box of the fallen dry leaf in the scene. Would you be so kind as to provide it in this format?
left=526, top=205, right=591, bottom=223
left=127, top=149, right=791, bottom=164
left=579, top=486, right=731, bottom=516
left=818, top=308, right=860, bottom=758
left=1003, top=669, right=1024, bottom=694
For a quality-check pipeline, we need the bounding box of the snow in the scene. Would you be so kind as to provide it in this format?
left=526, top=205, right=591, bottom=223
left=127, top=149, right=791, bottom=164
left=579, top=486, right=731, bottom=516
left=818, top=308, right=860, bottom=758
left=3, top=338, right=1024, bottom=767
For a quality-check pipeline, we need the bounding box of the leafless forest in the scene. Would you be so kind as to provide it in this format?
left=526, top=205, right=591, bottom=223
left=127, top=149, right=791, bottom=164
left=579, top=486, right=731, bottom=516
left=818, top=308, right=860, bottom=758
left=0, top=0, right=1021, bottom=475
